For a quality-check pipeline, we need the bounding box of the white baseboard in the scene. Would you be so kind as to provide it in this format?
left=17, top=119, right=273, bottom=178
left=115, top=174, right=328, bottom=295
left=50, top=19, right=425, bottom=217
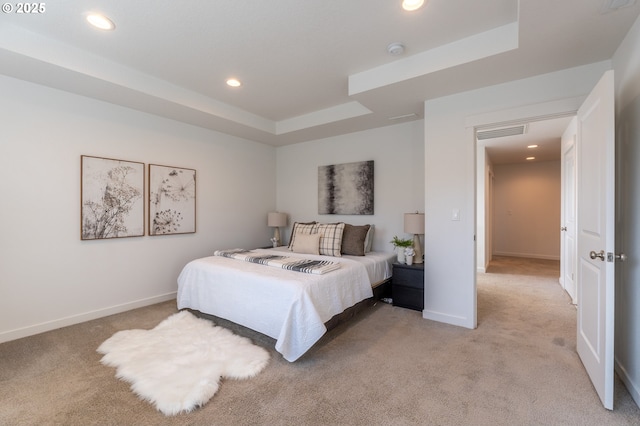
left=0, top=292, right=177, bottom=344
left=492, top=251, right=560, bottom=261
left=423, top=309, right=475, bottom=329
left=616, top=358, right=640, bottom=409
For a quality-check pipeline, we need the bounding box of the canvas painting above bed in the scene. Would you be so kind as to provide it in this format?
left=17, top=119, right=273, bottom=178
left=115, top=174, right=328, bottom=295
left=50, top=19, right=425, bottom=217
left=318, top=160, right=374, bottom=215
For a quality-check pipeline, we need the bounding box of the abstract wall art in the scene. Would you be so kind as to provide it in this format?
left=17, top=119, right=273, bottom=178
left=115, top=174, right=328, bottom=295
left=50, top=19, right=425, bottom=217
left=318, top=160, right=374, bottom=215
left=81, top=155, right=145, bottom=240
left=149, top=164, right=196, bottom=235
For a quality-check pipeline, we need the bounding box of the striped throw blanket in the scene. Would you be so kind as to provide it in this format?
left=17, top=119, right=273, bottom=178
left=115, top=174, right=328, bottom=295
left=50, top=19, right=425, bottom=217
left=214, top=249, right=340, bottom=275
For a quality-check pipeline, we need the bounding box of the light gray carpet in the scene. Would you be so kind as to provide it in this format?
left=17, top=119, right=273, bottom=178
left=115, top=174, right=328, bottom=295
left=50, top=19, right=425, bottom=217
left=1, top=257, right=639, bottom=425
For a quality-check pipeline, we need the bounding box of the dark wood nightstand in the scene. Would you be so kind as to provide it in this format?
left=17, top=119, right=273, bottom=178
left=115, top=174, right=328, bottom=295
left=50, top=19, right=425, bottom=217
left=392, top=263, right=424, bottom=311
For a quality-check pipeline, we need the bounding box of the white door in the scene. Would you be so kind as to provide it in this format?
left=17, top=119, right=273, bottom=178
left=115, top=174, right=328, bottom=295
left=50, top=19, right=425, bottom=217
left=561, top=119, right=577, bottom=304
left=576, top=70, right=615, bottom=410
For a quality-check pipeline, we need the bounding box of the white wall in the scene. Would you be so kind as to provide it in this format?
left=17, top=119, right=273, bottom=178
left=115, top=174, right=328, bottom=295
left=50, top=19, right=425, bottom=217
left=612, top=14, right=640, bottom=408
left=424, top=61, right=611, bottom=329
left=276, top=121, right=424, bottom=253
left=0, top=75, right=277, bottom=342
left=492, top=160, right=561, bottom=260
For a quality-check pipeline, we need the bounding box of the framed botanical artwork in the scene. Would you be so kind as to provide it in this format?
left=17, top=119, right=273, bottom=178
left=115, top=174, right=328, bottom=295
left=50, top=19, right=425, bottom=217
left=81, top=155, right=145, bottom=240
left=318, top=160, right=374, bottom=215
left=149, top=164, right=196, bottom=235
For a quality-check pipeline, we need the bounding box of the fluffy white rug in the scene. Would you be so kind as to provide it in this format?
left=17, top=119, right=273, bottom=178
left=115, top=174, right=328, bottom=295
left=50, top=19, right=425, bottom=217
left=97, top=311, right=270, bottom=416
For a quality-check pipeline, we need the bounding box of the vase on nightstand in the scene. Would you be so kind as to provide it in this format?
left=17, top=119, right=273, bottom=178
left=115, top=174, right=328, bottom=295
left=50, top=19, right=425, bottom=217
left=404, top=247, right=415, bottom=265
left=396, top=247, right=406, bottom=264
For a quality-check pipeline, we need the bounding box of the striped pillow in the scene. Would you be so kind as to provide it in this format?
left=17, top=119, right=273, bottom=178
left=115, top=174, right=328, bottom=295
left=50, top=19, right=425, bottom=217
left=288, top=222, right=318, bottom=250
left=317, top=222, right=345, bottom=257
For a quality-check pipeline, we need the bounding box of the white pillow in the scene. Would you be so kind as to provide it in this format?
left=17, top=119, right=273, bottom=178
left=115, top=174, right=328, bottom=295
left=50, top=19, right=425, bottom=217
left=364, top=224, right=375, bottom=252
left=290, top=233, right=321, bottom=255
left=288, top=222, right=318, bottom=250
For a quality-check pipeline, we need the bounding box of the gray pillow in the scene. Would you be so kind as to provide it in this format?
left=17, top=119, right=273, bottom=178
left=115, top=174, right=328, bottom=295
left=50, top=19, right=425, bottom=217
left=341, top=224, right=370, bottom=256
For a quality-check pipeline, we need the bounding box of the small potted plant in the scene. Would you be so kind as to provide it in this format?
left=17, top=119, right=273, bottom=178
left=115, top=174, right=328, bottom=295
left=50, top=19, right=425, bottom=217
left=390, top=236, right=413, bottom=264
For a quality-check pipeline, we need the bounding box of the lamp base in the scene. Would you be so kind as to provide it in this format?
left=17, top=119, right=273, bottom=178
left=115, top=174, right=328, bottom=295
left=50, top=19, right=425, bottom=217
left=273, top=227, right=281, bottom=247
left=412, top=234, right=423, bottom=264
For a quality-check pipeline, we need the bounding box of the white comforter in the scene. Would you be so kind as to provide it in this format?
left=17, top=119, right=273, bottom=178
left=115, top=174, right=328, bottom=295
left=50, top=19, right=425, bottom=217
left=176, top=248, right=376, bottom=362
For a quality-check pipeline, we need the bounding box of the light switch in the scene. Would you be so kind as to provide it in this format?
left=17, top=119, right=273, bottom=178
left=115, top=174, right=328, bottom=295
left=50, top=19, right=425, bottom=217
left=452, top=208, right=460, bottom=221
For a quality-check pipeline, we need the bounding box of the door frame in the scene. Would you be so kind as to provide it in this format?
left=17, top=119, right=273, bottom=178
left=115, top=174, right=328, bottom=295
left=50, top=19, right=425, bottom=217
left=470, top=96, right=585, bottom=284
left=469, top=82, right=616, bottom=410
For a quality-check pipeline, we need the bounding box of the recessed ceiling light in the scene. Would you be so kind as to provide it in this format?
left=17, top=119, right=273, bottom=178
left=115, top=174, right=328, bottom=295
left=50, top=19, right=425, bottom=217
left=87, top=13, right=115, bottom=30
left=526, top=157, right=535, bottom=160
left=226, top=78, right=241, bottom=87
left=527, top=144, right=538, bottom=148
left=402, top=0, right=425, bottom=11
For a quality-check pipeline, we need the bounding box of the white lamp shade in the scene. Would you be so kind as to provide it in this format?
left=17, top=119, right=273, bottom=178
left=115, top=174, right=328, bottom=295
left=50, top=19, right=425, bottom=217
left=404, top=213, right=425, bottom=234
left=267, top=212, right=287, bottom=227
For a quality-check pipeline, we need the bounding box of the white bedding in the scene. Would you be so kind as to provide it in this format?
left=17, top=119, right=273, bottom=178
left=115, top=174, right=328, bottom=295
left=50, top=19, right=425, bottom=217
left=177, top=247, right=394, bottom=362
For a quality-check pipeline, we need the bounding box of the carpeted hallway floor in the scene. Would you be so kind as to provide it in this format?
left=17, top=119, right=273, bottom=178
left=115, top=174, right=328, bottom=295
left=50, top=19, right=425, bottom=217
left=485, top=255, right=561, bottom=278
left=0, top=256, right=638, bottom=425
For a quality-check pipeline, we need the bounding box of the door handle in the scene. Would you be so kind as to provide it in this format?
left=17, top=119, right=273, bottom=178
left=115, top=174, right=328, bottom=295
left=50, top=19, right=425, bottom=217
left=614, top=253, right=627, bottom=262
left=561, top=226, right=567, bottom=231
left=590, top=250, right=605, bottom=261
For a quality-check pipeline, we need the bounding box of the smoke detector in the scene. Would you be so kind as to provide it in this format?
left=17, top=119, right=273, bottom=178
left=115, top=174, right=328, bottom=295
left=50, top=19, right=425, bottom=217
left=387, top=42, right=405, bottom=56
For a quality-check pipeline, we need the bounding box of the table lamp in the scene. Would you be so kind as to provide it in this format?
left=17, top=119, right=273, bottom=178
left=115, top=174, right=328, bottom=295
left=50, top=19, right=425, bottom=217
left=404, top=212, right=425, bottom=264
left=267, top=212, right=288, bottom=247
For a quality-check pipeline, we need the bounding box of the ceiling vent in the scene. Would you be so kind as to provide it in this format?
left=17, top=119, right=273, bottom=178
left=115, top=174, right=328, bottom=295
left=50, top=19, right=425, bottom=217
left=388, top=112, right=417, bottom=121
left=476, top=124, right=528, bottom=141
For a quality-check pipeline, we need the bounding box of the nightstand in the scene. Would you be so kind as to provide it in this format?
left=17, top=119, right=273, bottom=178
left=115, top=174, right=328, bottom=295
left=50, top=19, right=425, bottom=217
left=392, top=263, right=424, bottom=311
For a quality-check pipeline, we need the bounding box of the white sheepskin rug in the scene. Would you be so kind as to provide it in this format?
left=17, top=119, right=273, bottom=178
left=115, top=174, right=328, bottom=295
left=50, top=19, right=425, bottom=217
left=97, top=311, right=270, bottom=416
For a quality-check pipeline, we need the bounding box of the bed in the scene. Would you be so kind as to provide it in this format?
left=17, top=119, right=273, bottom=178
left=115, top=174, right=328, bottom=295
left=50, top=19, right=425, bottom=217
left=176, top=246, right=395, bottom=362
